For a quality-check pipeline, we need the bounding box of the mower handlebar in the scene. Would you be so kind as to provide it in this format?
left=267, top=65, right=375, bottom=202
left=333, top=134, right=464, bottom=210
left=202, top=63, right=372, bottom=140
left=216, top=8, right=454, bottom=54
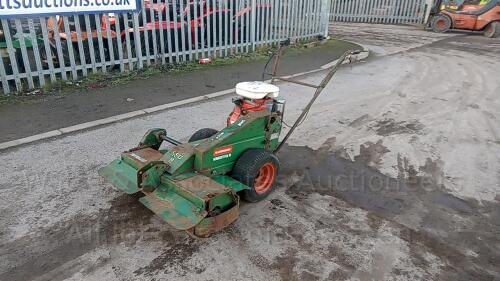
left=274, top=49, right=363, bottom=153
left=319, top=49, right=362, bottom=88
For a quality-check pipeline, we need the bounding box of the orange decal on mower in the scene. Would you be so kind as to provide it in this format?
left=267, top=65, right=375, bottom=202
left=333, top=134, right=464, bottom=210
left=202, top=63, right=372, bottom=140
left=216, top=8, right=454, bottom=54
left=214, top=146, right=233, bottom=157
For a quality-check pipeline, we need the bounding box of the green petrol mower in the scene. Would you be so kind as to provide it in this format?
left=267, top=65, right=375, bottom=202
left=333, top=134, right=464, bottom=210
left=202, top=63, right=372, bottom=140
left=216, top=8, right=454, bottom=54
left=99, top=41, right=360, bottom=237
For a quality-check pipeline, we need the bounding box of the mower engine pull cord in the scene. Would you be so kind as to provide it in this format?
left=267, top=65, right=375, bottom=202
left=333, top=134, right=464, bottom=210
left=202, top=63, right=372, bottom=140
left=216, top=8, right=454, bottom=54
left=261, top=39, right=291, bottom=82
left=262, top=52, right=276, bottom=81
left=274, top=50, right=361, bottom=153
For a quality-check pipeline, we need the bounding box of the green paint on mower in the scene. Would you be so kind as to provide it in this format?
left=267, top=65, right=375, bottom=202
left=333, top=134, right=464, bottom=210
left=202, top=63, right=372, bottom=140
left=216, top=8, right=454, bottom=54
left=99, top=44, right=359, bottom=237
left=100, top=109, right=283, bottom=237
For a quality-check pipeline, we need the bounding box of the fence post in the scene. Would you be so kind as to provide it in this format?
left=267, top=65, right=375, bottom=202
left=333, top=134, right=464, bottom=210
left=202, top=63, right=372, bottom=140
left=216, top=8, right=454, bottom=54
left=251, top=0, right=257, bottom=51
left=0, top=50, right=10, bottom=94
left=321, top=0, right=330, bottom=38
left=423, top=0, right=434, bottom=24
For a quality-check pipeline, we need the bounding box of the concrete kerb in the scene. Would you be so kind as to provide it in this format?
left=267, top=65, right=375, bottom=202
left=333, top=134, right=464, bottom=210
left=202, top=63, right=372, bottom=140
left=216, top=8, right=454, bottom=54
left=0, top=43, right=369, bottom=151
left=320, top=49, right=370, bottom=69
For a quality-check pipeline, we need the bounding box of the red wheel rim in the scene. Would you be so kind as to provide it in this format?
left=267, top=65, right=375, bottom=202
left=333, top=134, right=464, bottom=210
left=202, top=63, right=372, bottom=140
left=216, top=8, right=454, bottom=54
left=254, top=162, right=277, bottom=194
left=437, top=19, right=446, bottom=29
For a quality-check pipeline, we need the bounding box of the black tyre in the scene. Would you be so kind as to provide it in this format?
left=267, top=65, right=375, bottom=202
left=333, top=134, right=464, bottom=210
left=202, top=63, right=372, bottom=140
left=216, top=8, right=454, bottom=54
left=431, top=14, right=452, bottom=33
left=188, top=128, right=218, bottom=142
left=484, top=21, right=500, bottom=38
left=232, top=149, right=279, bottom=203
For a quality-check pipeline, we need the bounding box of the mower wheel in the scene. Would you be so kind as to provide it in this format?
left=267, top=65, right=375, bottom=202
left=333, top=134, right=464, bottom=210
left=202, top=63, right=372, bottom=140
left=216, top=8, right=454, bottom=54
left=431, top=15, right=452, bottom=33
left=232, top=149, right=279, bottom=203
left=188, top=128, right=218, bottom=142
left=484, top=21, right=500, bottom=38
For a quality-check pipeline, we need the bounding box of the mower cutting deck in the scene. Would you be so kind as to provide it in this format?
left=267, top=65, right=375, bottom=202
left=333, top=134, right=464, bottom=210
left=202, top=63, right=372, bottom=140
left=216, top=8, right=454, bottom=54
left=99, top=42, right=360, bottom=237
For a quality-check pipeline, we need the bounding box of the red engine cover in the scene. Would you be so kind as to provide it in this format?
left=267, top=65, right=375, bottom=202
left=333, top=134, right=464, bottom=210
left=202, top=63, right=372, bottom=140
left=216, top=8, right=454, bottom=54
left=227, top=98, right=273, bottom=125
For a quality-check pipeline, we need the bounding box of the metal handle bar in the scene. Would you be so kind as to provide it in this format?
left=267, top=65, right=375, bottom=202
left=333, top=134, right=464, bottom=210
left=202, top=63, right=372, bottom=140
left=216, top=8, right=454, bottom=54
left=274, top=49, right=361, bottom=153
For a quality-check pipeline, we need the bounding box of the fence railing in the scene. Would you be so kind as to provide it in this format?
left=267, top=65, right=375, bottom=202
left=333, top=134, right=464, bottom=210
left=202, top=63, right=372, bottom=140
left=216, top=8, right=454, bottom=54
left=0, top=0, right=329, bottom=95
left=329, top=0, right=429, bottom=24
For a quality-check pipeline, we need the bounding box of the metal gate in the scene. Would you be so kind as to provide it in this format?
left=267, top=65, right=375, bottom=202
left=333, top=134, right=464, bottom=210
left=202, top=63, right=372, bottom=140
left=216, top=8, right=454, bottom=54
left=329, top=0, right=429, bottom=24
left=0, top=0, right=330, bottom=95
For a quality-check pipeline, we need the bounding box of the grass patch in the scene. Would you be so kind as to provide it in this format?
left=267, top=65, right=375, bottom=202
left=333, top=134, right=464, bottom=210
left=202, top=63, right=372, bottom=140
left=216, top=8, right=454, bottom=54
left=37, top=51, right=270, bottom=94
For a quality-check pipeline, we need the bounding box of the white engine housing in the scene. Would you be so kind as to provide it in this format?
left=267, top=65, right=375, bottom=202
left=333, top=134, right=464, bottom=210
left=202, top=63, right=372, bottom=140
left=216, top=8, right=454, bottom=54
left=235, top=81, right=280, bottom=99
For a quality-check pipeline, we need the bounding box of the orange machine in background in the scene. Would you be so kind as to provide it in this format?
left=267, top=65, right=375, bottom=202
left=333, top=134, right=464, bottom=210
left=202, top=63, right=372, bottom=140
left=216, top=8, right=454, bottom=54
left=47, top=15, right=117, bottom=65
left=429, top=0, right=500, bottom=37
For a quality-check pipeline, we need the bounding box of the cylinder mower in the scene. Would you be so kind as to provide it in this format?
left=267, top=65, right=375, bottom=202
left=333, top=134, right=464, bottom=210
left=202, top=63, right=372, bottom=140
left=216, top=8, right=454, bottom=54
left=99, top=41, right=360, bottom=237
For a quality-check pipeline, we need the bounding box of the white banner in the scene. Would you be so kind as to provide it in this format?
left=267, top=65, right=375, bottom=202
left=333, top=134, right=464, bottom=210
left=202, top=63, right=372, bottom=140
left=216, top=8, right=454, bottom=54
left=0, top=0, right=139, bottom=18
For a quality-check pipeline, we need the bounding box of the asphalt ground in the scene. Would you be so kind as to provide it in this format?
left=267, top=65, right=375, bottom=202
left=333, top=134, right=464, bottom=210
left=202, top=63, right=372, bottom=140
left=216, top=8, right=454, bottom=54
left=0, top=23, right=499, bottom=281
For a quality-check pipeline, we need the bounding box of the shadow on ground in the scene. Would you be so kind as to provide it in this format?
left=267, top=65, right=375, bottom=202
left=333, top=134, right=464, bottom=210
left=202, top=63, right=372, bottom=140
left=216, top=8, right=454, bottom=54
left=277, top=143, right=500, bottom=280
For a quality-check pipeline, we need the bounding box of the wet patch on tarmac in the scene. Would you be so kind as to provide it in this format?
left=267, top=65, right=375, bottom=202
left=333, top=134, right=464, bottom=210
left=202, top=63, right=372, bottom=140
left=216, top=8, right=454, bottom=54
left=277, top=144, right=500, bottom=280
left=132, top=237, right=200, bottom=277
left=354, top=140, right=390, bottom=168
left=348, top=114, right=372, bottom=128
left=373, top=118, right=424, bottom=136
left=0, top=194, right=194, bottom=281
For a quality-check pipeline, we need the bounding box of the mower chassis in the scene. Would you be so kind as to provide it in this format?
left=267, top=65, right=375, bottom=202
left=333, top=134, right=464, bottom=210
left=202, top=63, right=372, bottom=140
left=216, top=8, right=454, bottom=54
left=100, top=110, right=280, bottom=237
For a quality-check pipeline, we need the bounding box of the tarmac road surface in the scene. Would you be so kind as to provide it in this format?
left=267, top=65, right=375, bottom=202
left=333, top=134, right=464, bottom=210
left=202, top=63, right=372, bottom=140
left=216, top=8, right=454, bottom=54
left=0, top=23, right=499, bottom=281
